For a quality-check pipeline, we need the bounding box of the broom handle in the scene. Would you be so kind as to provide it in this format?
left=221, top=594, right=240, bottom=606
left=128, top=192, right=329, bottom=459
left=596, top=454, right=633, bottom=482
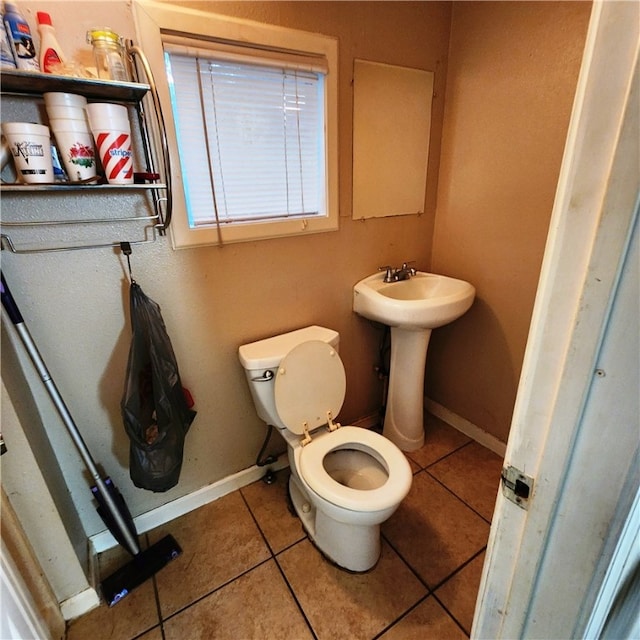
left=1, top=273, right=140, bottom=556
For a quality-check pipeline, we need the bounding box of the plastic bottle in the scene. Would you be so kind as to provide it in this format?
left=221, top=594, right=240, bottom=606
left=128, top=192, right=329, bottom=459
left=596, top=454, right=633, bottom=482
left=3, top=2, right=39, bottom=71
left=36, top=11, right=65, bottom=73
left=0, top=10, right=16, bottom=68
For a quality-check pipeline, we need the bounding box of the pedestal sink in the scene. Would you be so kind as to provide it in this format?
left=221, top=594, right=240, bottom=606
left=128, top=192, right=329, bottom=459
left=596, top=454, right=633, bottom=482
left=353, top=271, right=475, bottom=451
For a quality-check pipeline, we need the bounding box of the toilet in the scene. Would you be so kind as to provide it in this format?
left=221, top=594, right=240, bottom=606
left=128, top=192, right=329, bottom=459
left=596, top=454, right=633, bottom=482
left=238, top=325, right=412, bottom=572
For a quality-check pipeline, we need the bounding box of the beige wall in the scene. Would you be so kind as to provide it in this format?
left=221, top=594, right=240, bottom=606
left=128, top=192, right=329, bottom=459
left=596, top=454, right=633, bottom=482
left=1, top=0, right=593, bottom=547
left=1, top=1, right=450, bottom=536
left=426, top=1, right=592, bottom=442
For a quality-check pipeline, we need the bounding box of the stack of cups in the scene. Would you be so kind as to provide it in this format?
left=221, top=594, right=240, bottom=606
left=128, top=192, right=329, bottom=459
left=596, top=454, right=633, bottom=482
left=0, top=122, right=54, bottom=183
left=85, top=103, right=133, bottom=185
left=44, top=92, right=97, bottom=182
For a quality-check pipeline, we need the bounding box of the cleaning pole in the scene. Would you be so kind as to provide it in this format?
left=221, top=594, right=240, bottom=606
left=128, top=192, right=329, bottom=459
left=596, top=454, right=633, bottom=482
left=1, top=272, right=182, bottom=605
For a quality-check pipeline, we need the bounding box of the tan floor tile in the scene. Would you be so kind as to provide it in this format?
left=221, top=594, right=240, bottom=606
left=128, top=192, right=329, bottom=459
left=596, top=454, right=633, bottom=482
left=241, top=469, right=306, bottom=553
left=428, top=442, right=503, bottom=521
left=65, top=578, right=158, bottom=640
left=380, top=596, right=468, bottom=639
left=163, top=560, right=313, bottom=640
left=407, top=455, right=421, bottom=474
left=382, top=472, right=489, bottom=588
left=148, top=491, right=271, bottom=618
left=406, top=414, right=471, bottom=469
left=436, top=552, right=485, bottom=634
left=278, top=538, right=427, bottom=640
left=137, top=627, right=163, bottom=640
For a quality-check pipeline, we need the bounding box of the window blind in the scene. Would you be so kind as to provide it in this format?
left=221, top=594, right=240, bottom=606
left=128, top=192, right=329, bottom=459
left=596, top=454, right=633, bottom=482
left=164, top=43, right=326, bottom=228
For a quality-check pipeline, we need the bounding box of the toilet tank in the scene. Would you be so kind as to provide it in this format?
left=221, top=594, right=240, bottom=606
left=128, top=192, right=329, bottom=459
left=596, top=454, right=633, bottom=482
left=238, top=325, right=340, bottom=428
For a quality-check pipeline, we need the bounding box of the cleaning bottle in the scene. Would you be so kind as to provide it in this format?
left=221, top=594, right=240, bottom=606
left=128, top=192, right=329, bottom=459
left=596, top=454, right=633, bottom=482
left=36, top=11, right=65, bottom=73
left=0, top=9, right=17, bottom=68
left=3, top=1, right=38, bottom=71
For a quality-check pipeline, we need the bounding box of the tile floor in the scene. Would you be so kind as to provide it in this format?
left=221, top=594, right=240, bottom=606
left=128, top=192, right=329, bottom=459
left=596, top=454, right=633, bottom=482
left=66, top=415, right=503, bottom=640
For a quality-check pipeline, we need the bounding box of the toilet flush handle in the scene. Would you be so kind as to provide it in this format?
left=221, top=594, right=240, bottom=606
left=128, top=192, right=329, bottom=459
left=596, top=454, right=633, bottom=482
left=251, top=370, right=274, bottom=382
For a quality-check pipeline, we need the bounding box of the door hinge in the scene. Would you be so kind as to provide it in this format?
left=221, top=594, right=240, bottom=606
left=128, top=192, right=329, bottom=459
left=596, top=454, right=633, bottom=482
left=501, top=465, right=534, bottom=510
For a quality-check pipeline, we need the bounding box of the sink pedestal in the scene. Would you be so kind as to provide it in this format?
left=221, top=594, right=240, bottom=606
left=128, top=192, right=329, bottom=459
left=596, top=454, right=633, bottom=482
left=353, top=270, right=476, bottom=451
left=383, top=327, right=431, bottom=451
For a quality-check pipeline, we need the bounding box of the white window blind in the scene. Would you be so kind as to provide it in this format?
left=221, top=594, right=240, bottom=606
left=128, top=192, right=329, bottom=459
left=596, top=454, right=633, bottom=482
left=164, top=42, right=327, bottom=229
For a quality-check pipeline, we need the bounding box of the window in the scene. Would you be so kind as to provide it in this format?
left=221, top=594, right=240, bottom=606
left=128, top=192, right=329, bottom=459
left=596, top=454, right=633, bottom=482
left=133, top=2, right=338, bottom=247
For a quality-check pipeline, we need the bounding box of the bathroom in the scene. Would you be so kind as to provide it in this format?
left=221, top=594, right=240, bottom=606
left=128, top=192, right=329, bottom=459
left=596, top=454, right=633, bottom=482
left=1, top=0, right=607, bottom=636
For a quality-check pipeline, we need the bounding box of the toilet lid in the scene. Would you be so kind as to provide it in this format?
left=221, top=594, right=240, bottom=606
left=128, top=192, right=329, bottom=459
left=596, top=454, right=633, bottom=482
left=274, top=340, right=346, bottom=435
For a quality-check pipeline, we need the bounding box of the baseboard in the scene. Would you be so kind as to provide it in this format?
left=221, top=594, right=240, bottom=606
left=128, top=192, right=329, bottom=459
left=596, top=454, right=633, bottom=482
left=90, top=414, right=378, bottom=555
left=59, top=586, right=100, bottom=621
left=425, top=398, right=507, bottom=458
left=89, top=457, right=289, bottom=554
left=352, top=411, right=381, bottom=430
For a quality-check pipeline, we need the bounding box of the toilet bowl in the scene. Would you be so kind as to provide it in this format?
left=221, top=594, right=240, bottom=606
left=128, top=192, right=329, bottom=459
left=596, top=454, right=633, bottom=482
left=239, top=326, right=412, bottom=572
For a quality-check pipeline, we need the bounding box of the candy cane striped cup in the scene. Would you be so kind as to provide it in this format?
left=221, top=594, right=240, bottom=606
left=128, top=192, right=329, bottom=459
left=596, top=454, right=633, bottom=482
left=93, top=130, right=133, bottom=184
left=86, top=103, right=134, bottom=185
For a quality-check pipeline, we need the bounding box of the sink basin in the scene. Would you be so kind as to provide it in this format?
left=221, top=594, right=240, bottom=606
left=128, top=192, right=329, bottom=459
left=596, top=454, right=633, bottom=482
left=353, top=271, right=475, bottom=451
left=353, top=271, right=475, bottom=330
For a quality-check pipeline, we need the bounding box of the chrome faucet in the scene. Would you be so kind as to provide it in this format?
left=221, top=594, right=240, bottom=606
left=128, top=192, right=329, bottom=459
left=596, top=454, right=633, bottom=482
left=378, top=262, right=417, bottom=283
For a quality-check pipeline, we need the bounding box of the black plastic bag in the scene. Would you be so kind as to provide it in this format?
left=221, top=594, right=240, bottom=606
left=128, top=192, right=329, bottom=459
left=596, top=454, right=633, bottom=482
left=121, top=282, right=196, bottom=492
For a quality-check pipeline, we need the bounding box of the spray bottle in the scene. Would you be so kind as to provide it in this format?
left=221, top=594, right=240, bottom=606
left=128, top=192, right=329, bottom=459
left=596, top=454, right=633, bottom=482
left=0, top=13, right=16, bottom=68
left=37, top=11, right=65, bottom=73
left=3, top=1, right=38, bottom=71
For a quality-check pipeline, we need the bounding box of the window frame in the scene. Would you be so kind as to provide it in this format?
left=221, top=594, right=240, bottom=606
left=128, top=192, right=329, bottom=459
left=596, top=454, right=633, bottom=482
left=133, top=0, right=339, bottom=248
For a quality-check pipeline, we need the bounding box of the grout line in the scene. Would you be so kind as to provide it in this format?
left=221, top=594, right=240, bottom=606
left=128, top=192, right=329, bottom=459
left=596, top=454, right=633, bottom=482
left=430, top=546, right=487, bottom=593
left=273, top=541, right=319, bottom=640
left=156, top=487, right=302, bottom=628
left=238, top=486, right=278, bottom=557
left=423, top=440, right=475, bottom=469
left=423, top=465, right=495, bottom=525
left=239, top=481, right=317, bottom=638
left=159, top=556, right=275, bottom=625
left=146, top=531, right=167, bottom=640
left=380, top=530, right=431, bottom=594
left=85, top=444, right=499, bottom=640
left=370, top=592, right=431, bottom=640
left=145, top=439, right=489, bottom=638
left=431, top=590, right=472, bottom=638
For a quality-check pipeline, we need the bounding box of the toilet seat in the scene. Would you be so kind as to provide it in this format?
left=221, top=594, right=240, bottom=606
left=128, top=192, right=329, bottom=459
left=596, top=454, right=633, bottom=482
left=274, top=339, right=411, bottom=513
left=299, top=426, right=412, bottom=512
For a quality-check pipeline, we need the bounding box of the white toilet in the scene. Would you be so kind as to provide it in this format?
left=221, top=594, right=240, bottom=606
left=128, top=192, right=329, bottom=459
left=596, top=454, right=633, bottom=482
left=238, top=325, right=412, bottom=572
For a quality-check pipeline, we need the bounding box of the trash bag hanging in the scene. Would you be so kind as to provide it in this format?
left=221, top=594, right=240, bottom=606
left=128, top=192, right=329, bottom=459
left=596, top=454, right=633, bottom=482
left=121, top=282, right=196, bottom=492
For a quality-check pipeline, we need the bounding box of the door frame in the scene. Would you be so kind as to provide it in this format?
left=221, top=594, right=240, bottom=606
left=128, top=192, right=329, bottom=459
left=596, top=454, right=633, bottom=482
left=472, top=1, right=639, bottom=637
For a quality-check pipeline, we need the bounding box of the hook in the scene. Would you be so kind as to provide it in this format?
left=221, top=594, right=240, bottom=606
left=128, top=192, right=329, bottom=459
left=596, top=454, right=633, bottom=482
left=120, top=242, right=135, bottom=283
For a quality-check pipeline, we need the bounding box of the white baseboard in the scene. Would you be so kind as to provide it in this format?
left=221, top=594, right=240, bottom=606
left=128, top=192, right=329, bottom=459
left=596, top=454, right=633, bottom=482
left=90, top=414, right=379, bottom=555
left=425, top=398, right=507, bottom=458
left=90, top=457, right=289, bottom=554
left=60, top=587, right=100, bottom=621
left=352, top=411, right=381, bottom=430
left=90, top=404, right=499, bottom=555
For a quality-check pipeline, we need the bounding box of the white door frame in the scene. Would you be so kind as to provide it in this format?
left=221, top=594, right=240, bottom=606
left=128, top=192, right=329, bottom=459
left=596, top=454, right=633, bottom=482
left=473, top=1, right=639, bottom=638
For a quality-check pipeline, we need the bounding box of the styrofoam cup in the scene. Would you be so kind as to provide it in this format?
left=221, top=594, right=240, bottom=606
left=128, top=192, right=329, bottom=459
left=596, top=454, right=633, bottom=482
left=1, top=122, right=54, bottom=184
left=48, top=118, right=91, bottom=133
left=91, top=128, right=133, bottom=184
left=46, top=105, right=88, bottom=121
left=43, top=92, right=88, bottom=109
left=85, top=103, right=133, bottom=184
left=50, top=125, right=97, bottom=182
left=85, top=102, right=130, bottom=130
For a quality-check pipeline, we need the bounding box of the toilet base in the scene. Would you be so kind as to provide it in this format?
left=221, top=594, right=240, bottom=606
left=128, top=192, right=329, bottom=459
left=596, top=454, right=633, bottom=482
left=288, top=474, right=381, bottom=573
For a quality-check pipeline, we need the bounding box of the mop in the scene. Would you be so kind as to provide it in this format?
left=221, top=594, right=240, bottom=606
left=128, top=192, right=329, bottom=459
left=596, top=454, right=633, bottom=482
left=1, top=272, right=182, bottom=606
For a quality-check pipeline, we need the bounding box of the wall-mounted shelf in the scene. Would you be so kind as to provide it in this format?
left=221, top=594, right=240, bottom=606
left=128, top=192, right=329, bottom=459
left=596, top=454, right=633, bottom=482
left=1, top=182, right=166, bottom=192
left=0, top=69, right=149, bottom=103
left=0, top=44, right=172, bottom=254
